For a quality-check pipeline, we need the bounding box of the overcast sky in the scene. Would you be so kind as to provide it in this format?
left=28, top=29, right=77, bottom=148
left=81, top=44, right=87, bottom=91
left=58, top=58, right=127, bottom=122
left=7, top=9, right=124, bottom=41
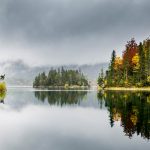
left=0, top=0, right=150, bottom=66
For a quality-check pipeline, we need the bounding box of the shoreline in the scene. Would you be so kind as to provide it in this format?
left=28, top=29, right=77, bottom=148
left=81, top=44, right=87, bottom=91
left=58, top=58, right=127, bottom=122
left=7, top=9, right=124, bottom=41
left=103, top=87, right=150, bottom=91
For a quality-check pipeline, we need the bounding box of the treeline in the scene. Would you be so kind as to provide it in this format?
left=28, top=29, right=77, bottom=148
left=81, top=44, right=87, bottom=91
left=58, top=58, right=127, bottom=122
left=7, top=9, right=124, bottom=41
left=98, top=38, right=150, bottom=87
left=33, top=67, right=89, bottom=87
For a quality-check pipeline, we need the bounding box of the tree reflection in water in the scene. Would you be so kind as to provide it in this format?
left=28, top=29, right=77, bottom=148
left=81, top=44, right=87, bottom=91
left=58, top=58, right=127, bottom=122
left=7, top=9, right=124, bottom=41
left=97, top=91, right=150, bottom=140
left=0, top=91, right=6, bottom=104
left=35, top=91, right=87, bottom=106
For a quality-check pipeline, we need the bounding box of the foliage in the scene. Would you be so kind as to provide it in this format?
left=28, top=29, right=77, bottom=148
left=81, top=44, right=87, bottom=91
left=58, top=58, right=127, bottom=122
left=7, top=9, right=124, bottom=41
left=0, top=82, right=7, bottom=92
left=98, top=38, right=150, bottom=87
left=33, top=68, right=89, bottom=87
left=97, top=69, right=105, bottom=88
left=132, top=53, right=140, bottom=71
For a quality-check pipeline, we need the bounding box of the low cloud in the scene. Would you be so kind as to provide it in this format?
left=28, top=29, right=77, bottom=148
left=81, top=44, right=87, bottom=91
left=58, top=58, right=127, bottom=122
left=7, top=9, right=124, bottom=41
left=0, top=0, right=150, bottom=65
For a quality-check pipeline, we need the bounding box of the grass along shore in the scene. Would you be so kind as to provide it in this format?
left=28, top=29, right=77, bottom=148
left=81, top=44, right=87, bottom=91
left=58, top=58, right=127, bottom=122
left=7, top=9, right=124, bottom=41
left=101, top=87, right=150, bottom=91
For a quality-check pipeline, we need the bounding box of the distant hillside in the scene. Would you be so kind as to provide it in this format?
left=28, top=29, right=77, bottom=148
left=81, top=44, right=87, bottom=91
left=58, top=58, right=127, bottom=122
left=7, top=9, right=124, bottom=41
left=0, top=60, right=108, bottom=86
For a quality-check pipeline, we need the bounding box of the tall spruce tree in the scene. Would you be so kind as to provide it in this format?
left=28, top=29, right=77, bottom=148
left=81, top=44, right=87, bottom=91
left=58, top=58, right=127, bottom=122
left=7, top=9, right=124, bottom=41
left=139, top=42, right=146, bottom=85
left=108, top=50, right=116, bottom=86
left=97, top=68, right=104, bottom=87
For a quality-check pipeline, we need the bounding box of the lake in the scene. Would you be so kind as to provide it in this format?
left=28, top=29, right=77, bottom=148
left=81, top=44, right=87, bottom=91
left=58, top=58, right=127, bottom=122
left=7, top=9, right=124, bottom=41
left=0, top=87, right=150, bottom=150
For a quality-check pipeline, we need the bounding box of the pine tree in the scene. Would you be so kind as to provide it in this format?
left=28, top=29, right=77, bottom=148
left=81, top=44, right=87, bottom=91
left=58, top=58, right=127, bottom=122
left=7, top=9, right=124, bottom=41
left=139, top=42, right=146, bottom=85
left=97, top=68, right=105, bottom=88
left=108, top=50, right=116, bottom=86
left=144, top=39, right=150, bottom=85
left=33, top=68, right=89, bottom=87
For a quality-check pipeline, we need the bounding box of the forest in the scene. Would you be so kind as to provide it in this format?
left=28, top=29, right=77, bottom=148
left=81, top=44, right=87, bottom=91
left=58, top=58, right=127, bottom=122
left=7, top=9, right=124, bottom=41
left=33, top=67, right=89, bottom=87
left=98, top=38, right=150, bottom=87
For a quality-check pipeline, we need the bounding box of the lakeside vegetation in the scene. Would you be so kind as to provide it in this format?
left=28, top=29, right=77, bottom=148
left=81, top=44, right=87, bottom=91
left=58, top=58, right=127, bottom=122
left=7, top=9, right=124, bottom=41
left=98, top=38, right=150, bottom=88
left=103, top=87, right=150, bottom=91
left=33, top=68, right=89, bottom=88
left=0, top=82, right=6, bottom=103
left=0, top=82, right=6, bottom=92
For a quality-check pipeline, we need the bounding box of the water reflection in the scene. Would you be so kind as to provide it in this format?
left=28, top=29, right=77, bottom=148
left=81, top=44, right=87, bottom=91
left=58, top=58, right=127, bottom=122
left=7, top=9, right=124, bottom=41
left=97, top=91, right=150, bottom=140
left=0, top=88, right=149, bottom=150
left=0, top=91, right=6, bottom=104
left=34, top=91, right=87, bottom=106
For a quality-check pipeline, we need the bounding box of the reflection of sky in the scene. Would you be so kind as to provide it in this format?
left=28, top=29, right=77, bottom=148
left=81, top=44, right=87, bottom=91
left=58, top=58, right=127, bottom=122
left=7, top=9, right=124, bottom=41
left=0, top=106, right=149, bottom=150
left=0, top=88, right=149, bottom=150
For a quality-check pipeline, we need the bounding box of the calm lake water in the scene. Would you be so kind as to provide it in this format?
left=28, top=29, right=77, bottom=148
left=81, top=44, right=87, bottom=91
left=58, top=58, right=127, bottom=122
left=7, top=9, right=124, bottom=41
left=0, top=87, right=150, bottom=150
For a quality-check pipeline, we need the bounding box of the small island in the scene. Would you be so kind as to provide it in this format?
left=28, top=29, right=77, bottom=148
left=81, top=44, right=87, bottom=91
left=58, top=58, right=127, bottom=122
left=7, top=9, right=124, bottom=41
left=98, top=38, right=150, bottom=90
left=0, top=74, right=6, bottom=92
left=33, top=67, right=89, bottom=89
left=0, top=74, right=6, bottom=103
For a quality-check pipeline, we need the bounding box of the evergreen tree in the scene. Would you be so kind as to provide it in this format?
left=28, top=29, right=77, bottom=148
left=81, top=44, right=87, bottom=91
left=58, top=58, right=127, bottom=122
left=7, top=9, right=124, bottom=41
left=33, top=68, right=89, bottom=87
left=97, top=68, right=104, bottom=88
left=108, top=50, right=116, bottom=86
left=144, top=39, right=150, bottom=85
left=139, top=42, right=146, bottom=85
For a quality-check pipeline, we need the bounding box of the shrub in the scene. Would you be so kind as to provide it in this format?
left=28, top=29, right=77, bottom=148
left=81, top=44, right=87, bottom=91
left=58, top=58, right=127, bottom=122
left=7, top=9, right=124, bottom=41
left=0, top=82, right=7, bottom=92
left=147, top=76, right=150, bottom=86
left=64, top=83, right=69, bottom=88
left=136, top=82, right=143, bottom=87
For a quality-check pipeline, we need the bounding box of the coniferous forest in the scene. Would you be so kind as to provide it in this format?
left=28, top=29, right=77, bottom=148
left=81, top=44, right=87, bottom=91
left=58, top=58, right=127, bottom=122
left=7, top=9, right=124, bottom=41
left=98, top=38, right=150, bottom=88
left=33, top=68, right=89, bottom=87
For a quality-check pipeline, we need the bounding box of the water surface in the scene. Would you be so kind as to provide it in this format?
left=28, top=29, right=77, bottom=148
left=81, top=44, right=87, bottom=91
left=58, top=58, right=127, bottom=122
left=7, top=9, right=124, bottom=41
left=0, top=88, right=149, bottom=150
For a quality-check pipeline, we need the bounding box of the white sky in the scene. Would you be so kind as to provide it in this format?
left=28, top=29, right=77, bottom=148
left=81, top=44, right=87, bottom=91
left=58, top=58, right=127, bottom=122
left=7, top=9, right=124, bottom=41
left=0, top=0, right=150, bottom=66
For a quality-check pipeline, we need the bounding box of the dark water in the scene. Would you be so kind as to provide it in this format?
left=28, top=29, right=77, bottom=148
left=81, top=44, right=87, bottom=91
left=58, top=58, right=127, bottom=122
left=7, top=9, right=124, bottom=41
left=0, top=87, right=150, bottom=150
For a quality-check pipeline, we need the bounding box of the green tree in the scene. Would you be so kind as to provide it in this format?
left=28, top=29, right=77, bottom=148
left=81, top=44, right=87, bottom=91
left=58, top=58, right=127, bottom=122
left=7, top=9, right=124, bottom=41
left=98, top=68, right=105, bottom=88
left=107, top=50, right=116, bottom=86
left=33, top=68, right=89, bottom=87
left=139, top=42, right=146, bottom=85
